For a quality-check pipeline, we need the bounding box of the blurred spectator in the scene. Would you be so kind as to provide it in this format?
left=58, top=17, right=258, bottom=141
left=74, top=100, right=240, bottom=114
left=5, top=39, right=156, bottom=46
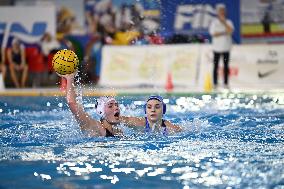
left=82, top=36, right=101, bottom=84
left=112, top=25, right=140, bottom=45
left=57, top=6, right=82, bottom=34
left=40, top=32, right=61, bottom=57
left=85, top=7, right=99, bottom=34
left=0, top=48, right=6, bottom=86
left=115, top=4, right=132, bottom=31
left=7, top=38, right=28, bottom=88
left=130, top=3, right=144, bottom=31
left=146, top=32, right=164, bottom=45
left=262, top=11, right=272, bottom=33
left=40, top=32, right=60, bottom=75
left=95, top=0, right=116, bottom=43
left=209, top=4, right=234, bottom=89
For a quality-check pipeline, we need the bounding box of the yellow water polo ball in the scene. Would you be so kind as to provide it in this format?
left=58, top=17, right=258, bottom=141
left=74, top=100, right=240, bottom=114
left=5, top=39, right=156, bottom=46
left=52, top=49, right=79, bottom=75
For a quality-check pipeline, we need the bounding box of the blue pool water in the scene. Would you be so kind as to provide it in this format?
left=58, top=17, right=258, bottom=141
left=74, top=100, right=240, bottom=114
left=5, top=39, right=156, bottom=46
left=0, top=93, right=284, bottom=189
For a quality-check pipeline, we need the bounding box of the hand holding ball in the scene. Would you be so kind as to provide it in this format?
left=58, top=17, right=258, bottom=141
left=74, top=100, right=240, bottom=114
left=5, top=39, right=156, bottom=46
left=52, top=49, right=79, bottom=75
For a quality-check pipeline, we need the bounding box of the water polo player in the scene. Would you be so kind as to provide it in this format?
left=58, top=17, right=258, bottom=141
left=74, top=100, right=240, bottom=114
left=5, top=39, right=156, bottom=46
left=120, top=95, right=182, bottom=135
left=60, top=72, right=181, bottom=137
left=61, top=73, right=124, bottom=137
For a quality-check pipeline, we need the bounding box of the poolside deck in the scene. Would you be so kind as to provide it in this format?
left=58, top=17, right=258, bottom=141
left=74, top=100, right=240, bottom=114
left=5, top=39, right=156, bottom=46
left=0, top=86, right=283, bottom=96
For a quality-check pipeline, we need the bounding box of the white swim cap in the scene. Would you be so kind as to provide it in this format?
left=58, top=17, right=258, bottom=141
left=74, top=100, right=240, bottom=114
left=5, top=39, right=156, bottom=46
left=95, top=97, right=117, bottom=118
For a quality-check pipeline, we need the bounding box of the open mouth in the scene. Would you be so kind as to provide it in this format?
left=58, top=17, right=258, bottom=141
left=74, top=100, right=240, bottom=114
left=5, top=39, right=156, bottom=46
left=114, top=112, right=120, bottom=118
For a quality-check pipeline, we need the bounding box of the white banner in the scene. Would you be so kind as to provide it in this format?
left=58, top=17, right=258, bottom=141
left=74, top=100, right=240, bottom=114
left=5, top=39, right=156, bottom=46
left=199, top=44, right=284, bottom=88
left=101, top=44, right=284, bottom=89
left=0, top=6, right=56, bottom=47
left=100, top=45, right=200, bottom=88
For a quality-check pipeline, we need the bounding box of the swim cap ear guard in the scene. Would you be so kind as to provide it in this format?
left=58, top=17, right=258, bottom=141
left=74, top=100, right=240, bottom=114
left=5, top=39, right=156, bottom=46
left=95, top=97, right=116, bottom=118
left=94, top=98, right=104, bottom=118
left=144, top=95, right=166, bottom=114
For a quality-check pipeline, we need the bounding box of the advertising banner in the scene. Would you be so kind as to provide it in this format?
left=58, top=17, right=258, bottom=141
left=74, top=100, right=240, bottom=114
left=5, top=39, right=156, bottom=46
left=199, top=44, right=284, bottom=88
left=100, top=45, right=200, bottom=87
left=102, top=44, right=284, bottom=89
left=0, top=6, right=56, bottom=47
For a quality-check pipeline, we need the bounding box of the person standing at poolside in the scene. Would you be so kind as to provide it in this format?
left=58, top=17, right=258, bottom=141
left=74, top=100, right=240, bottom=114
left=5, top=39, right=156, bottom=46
left=209, top=4, right=234, bottom=89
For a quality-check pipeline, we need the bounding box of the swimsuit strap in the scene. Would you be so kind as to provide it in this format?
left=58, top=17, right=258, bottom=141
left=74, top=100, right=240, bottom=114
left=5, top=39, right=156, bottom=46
left=100, top=118, right=115, bottom=137
left=145, top=117, right=168, bottom=136
left=105, top=128, right=115, bottom=137
left=145, top=117, right=151, bottom=133
left=161, top=119, right=168, bottom=136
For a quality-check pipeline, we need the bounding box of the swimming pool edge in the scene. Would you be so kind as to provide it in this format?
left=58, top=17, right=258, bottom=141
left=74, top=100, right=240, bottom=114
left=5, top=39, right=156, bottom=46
left=0, top=88, right=283, bottom=97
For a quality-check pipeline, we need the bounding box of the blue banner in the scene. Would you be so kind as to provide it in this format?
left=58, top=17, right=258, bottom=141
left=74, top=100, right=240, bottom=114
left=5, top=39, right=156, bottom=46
left=160, top=0, right=241, bottom=43
left=0, top=7, right=56, bottom=47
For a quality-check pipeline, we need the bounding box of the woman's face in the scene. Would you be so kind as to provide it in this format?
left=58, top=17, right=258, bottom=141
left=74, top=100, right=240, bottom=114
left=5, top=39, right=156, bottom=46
left=104, top=100, right=120, bottom=124
left=218, top=7, right=226, bottom=19
left=146, top=99, right=163, bottom=123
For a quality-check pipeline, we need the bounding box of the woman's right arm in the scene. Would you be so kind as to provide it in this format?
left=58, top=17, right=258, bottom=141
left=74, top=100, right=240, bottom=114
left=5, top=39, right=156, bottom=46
left=63, top=73, right=106, bottom=136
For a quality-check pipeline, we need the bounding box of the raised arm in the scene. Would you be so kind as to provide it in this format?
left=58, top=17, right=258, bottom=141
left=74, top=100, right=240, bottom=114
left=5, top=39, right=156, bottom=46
left=62, top=73, right=106, bottom=136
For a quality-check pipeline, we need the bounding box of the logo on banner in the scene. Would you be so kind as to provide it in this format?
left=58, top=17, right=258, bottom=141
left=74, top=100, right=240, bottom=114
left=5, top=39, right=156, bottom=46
left=0, top=7, right=54, bottom=45
left=257, top=50, right=278, bottom=64
left=3, top=22, right=47, bottom=43
left=258, top=69, right=277, bottom=78
left=174, top=4, right=215, bottom=30
left=8, top=22, right=47, bottom=36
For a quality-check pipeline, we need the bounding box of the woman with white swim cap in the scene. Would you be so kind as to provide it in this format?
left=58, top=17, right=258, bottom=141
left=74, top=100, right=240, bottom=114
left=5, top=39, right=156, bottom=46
left=60, top=73, right=181, bottom=137
left=61, top=73, right=123, bottom=137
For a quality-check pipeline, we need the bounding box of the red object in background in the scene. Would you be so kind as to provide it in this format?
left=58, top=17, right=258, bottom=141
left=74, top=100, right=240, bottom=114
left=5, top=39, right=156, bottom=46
left=47, top=53, right=55, bottom=72
left=218, top=66, right=239, bottom=77
left=165, top=72, right=174, bottom=92
left=25, top=47, right=46, bottom=72
left=229, top=67, right=239, bottom=76
left=242, top=32, right=284, bottom=38
left=148, top=35, right=164, bottom=44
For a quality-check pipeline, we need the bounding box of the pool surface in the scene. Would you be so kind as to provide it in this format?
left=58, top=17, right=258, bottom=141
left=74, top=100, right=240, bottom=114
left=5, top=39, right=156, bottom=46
left=0, top=93, right=284, bottom=189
